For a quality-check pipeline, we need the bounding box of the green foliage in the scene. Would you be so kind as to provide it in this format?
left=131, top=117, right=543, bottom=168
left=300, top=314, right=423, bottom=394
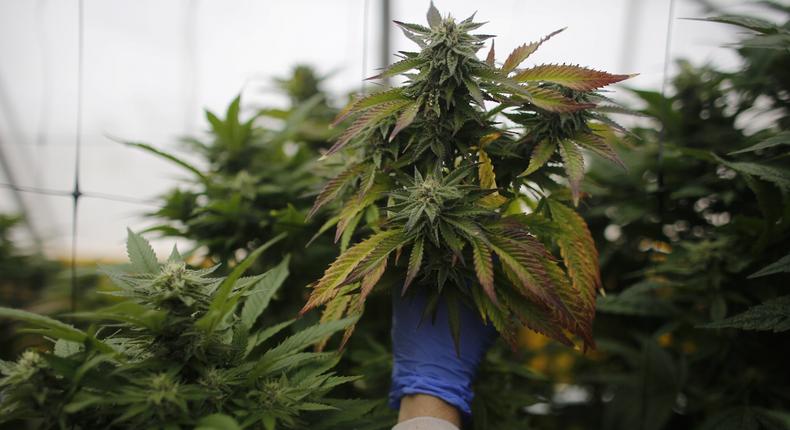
left=701, top=295, right=790, bottom=332
left=520, top=7, right=790, bottom=430
left=0, top=215, right=60, bottom=297
left=303, top=2, right=634, bottom=351
left=124, top=66, right=340, bottom=292
left=0, top=214, right=101, bottom=360
left=0, top=229, right=388, bottom=429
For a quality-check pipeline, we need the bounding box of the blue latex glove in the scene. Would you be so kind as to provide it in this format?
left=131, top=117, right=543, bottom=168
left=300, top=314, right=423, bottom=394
left=389, top=284, right=498, bottom=419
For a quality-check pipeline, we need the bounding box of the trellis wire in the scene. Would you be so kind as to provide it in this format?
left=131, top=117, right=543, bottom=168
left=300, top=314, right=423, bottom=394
left=0, top=182, right=160, bottom=207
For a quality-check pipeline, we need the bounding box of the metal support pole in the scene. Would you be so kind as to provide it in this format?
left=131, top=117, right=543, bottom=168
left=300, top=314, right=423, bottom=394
left=379, top=0, right=391, bottom=86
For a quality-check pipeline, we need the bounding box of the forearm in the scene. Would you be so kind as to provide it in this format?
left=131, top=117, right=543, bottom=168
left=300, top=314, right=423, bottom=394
left=397, top=394, right=461, bottom=427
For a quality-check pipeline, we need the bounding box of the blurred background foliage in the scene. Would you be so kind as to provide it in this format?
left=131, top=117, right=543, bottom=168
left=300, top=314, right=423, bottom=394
left=1, top=5, right=789, bottom=430
left=122, top=66, right=348, bottom=329
left=494, top=6, right=790, bottom=430
left=128, top=66, right=339, bottom=279
left=0, top=214, right=106, bottom=361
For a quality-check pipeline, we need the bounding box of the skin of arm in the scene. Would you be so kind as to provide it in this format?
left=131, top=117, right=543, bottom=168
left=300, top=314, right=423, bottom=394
left=398, top=394, right=461, bottom=427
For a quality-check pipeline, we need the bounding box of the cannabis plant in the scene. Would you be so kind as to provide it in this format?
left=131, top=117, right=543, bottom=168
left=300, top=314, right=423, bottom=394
left=301, top=3, right=634, bottom=350
left=124, top=66, right=340, bottom=290
left=504, top=8, right=790, bottom=430
left=0, top=214, right=103, bottom=361
left=0, top=214, right=60, bottom=310
left=0, top=229, right=386, bottom=429
left=588, top=12, right=790, bottom=430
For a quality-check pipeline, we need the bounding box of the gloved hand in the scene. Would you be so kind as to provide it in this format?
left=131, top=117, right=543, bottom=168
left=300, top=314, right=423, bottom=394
left=389, top=283, right=498, bottom=419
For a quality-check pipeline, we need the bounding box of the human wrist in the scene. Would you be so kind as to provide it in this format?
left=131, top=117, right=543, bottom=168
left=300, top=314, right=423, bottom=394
left=397, top=394, right=461, bottom=427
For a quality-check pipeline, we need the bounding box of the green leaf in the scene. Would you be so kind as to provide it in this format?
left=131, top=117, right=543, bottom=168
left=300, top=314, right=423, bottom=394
left=117, top=140, right=209, bottom=184
left=697, top=407, right=772, bottom=430
left=315, top=287, right=355, bottom=352
left=241, top=256, right=290, bottom=330
left=446, top=290, right=462, bottom=356
left=249, top=319, right=296, bottom=352
left=54, top=339, right=82, bottom=357
left=346, top=228, right=410, bottom=284
left=596, top=281, right=676, bottom=317
left=403, top=238, right=424, bottom=295
left=367, top=57, right=425, bottom=81
left=358, top=257, right=388, bottom=304
left=297, top=402, right=339, bottom=412
left=501, top=28, right=565, bottom=73
left=335, top=184, right=385, bottom=242
left=520, top=139, right=557, bottom=177
left=558, top=139, right=585, bottom=206
left=196, top=414, right=242, bottom=430
left=260, top=317, right=357, bottom=366
left=310, top=399, right=381, bottom=430
left=748, top=253, right=790, bottom=278
left=728, top=131, right=790, bottom=155
left=388, top=101, right=420, bottom=142
left=63, top=393, right=104, bottom=414
left=546, top=200, right=599, bottom=344
left=700, top=296, right=790, bottom=332
left=400, top=26, right=428, bottom=48
left=340, top=212, right=364, bottom=253
left=167, top=244, right=182, bottom=262
left=497, top=284, right=573, bottom=347
left=68, top=301, right=167, bottom=332
left=513, top=64, right=633, bottom=91
left=325, top=99, right=412, bottom=156
left=523, top=87, right=594, bottom=113
left=470, top=237, right=496, bottom=305
left=393, top=20, right=431, bottom=35
left=427, top=1, right=442, bottom=29
left=608, top=338, right=682, bottom=430
left=738, top=33, right=790, bottom=50
left=197, top=233, right=286, bottom=333
left=301, top=230, right=403, bottom=314
left=547, top=200, right=601, bottom=297
left=573, top=132, right=626, bottom=170
left=478, top=147, right=497, bottom=189
left=488, top=235, right=567, bottom=320
left=308, top=164, right=364, bottom=220
left=125, top=227, right=160, bottom=274
left=332, top=88, right=407, bottom=126
left=485, top=40, right=495, bottom=66
left=464, top=77, right=485, bottom=106
left=690, top=15, right=781, bottom=34
left=714, top=153, right=790, bottom=190
left=0, top=307, right=114, bottom=354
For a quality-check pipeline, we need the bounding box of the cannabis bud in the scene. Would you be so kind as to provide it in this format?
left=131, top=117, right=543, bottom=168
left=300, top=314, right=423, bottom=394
left=303, top=2, right=634, bottom=352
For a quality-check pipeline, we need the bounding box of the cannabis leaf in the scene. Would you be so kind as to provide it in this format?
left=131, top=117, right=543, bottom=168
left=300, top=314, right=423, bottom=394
left=0, top=229, right=381, bottom=429
left=701, top=296, right=790, bottom=332
left=304, top=3, right=633, bottom=351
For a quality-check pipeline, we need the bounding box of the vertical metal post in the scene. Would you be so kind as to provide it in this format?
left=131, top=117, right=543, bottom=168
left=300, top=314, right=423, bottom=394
left=379, top=0, right=391, bottom=87
left=656, top=0, right=677, bottom=219
left=618, top=0, right=641, bottom=73
left=70, top=0, right=85, bottom=312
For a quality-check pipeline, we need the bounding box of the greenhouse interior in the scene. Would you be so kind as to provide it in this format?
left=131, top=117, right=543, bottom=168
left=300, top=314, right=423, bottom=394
left=0, top=0, right=788, bottom=429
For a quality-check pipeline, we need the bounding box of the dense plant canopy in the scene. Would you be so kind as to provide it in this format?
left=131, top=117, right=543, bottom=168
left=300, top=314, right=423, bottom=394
left=124, top=66, right=340, bottom=289
left=0, top=230, right=387, bottom=429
